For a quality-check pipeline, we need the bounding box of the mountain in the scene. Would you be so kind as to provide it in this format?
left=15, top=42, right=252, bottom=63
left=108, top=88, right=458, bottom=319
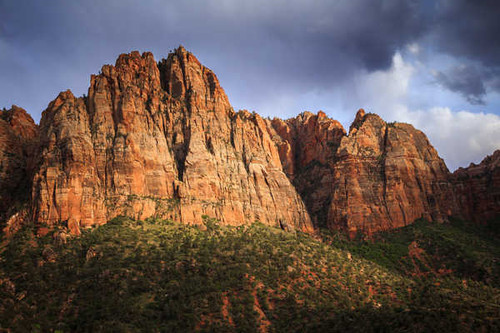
left=0, top=47, right=498, bottom=236
left=1, top=46, right=499, bottom=332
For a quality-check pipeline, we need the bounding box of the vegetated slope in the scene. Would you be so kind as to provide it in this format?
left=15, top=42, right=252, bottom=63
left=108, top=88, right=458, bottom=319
left=1, top=218, right=498, bottom=332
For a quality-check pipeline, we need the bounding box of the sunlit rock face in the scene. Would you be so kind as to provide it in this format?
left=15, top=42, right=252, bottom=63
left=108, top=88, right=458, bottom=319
left=31, top=48, right=313, bottom=234
left=2, top=47, right=496, bottom=236
left=272, top=109, right=460, bottom=236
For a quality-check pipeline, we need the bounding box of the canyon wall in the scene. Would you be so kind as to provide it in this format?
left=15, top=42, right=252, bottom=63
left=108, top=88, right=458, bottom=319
left=0, top=47, right=497, bottom=235
left=452, top=150, right=500, bottom=224
left=0, top=106, right=38, bottom=226
left=30, top=48, right=313, bottom=234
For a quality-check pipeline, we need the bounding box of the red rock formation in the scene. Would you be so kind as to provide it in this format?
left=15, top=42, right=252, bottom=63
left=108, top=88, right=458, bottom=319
left=272, top=109, right=460, bottom=235
left=31, top=47, right=313, bottom=234
left=453, top=150, right=500, bottom=223
left=0, top=106, right=38, bottom=226
left=330, top=110, right=459, bottom=235
left=2, top=47, right=498, bottom=237
left=270, top=111, right=346, bottom=226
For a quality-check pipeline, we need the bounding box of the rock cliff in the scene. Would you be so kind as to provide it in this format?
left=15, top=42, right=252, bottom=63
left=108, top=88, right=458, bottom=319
left=271, top=109, right=460, bottom=235
left=0, top=47, right=498, bottom=235
left=0, top=106, right=38, bottom=226
left=31, top=47, right=313, bottom=234
left=453, top=150, right=500, bottom=224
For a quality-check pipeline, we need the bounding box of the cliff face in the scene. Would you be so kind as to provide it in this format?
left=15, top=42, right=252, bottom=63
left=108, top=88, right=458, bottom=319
left=271, top=109, right=460, bottom=235
left=0, top=106, right=38, bottom=224
left=329, top=110, right=459, bottom=235
left=1, top=47, right=498, bottom=236
left=452, top=150, right=500, bottom=224
left=31, top=48, right=313, bottom=234
left=270, top=111, right=346, bottom=227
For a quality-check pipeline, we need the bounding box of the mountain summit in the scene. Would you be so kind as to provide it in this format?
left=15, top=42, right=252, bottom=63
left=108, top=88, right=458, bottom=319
left=0, top=47, right=498, bottom=235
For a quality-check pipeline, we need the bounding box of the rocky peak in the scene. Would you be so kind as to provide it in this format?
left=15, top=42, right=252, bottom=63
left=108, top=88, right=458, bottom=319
left=455, top=150, right=500, bottom=176
left=269, top=108, right=459, bottom=234
left=349, top=108, right=366, bottom=134
left=270, top=111, right=347, bottom=227
left=1, top=105, right=37, bottom=139
left=158, top=46, right=229, bottom=110
left=29, top=48, right=313, bottom=234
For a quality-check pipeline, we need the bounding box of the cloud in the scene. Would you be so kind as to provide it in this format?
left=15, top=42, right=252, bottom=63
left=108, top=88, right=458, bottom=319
left=433, top=65, right=486, bottom=105
left=399, top=108, right=500, bottom=171
left=428, top=0, right=500, bottom=102
left=434, top=0, right=500, bottom=68
left=0, top=0, right=428, bottom=120
left=346, top=52, right=500, bottom=171
left=0, top=0, right=499, bottom=170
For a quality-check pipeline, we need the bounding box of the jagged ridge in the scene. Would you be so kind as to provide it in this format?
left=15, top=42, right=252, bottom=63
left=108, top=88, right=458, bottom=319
left=0, top=47, right=498, bottom=235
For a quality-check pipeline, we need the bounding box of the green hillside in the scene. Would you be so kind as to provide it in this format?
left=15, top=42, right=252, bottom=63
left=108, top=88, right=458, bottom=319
left=1, top=217, right=499, bottom=332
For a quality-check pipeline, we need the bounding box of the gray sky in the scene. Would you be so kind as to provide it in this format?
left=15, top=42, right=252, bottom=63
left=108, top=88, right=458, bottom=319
left=1, top=0, right=499, bottom=170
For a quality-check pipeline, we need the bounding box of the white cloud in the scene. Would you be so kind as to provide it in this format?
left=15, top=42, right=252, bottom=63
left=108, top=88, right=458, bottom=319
left=346, top=52, right=500, bottom=171
left=350, top=52, right=413, bottom=116
left=407, top=43, right=420, bottom=55
left=398, top=107, right=500, bottom=170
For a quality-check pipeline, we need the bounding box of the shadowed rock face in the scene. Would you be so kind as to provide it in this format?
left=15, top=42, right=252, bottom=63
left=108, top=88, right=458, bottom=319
left=270, top=111, right=346, bottom=227
left=31, top=48, right=313, bottom=234
left=0, top=106, right=38, bottom=225
left=1, top=47, right=498, bottom=235
left=452, top=150, right=500, bottom=224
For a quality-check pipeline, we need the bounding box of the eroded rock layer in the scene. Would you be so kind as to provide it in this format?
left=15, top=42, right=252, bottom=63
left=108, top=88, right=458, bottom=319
left=31, top=48, right=313, bottom=234
left=0, top=106, right=38, bottom=225
left=1, top=47, right=498, bottom=236
left=453, top=150, right=500, bottom=224
left=272, top=109, right=461, bottom=235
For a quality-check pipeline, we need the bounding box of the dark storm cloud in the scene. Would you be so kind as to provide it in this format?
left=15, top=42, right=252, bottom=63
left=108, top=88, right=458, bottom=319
left=430, top=0, right=500, bottom=100
left=1, top=0, right=499, bottom=122
left=434, top=0, right=500, bottom=68
left=434, top=65, right=486, bottom=105
left=0, top=0, right=428, bottom=120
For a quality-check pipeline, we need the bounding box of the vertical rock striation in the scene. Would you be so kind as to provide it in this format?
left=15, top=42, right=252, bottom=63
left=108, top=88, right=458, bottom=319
left=0, top=106, right=38, bottom=225
left=453, top=150, right=500, bottom=224
left=1, top=47, right=497, bottom=236
left=31, top=47, right=313, bottom=234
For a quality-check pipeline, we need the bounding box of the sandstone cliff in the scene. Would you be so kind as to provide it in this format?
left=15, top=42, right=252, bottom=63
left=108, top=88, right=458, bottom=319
left=453, top=150, right=500, bottom=224
left=31, top=47, right=313, bottom=234
left=1, top=47, right=498, bottom=236
left=0, top=106, right=38, bottom=226
left=271, top=109, right=460, bottom=235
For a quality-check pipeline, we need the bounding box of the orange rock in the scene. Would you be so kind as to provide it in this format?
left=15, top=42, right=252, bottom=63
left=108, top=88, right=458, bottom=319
left=272, top=109, right=460, bottom=235
left=31, top=47, right=313, bottom=234
left=2, top=47, right=497, bottom=237
left=453, top=150, right=500, bottom=224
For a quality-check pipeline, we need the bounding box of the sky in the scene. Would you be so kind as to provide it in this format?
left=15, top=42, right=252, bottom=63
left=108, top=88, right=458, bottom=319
left=1, top=0, right=499, bottom=171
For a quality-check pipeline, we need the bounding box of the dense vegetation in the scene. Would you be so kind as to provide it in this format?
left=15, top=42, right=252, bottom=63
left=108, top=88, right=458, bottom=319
left=1, top=216, right=499, bottom=332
